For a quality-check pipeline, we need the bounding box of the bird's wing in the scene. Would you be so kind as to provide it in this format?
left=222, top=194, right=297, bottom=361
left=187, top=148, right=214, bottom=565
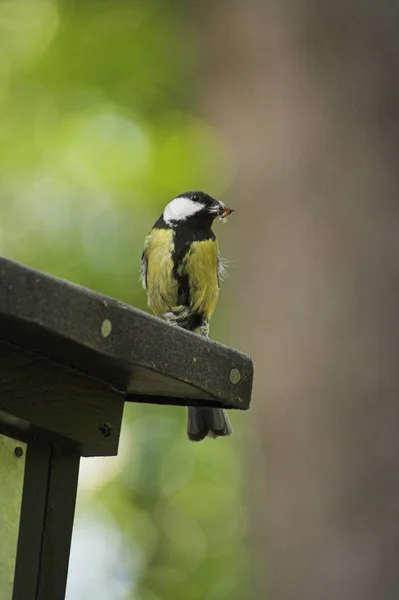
left=143, top=229, right=178, bottom=317
left=140, top=248, right=148, bottom=290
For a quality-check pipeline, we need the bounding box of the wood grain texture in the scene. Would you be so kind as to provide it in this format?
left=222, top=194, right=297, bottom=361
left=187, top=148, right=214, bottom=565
left=0, top=257, right=253, bottom=409
left=36, top=447, right=80, bottom=600
left=0, top=340, right=124, bottom=457
left=12, top=441, right=80, bottom=600
left=13, top=442, right=50, bottom=600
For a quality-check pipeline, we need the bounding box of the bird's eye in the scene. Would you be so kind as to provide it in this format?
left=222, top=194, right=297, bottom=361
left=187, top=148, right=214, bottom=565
left=192, top=194, right=199, bottom=202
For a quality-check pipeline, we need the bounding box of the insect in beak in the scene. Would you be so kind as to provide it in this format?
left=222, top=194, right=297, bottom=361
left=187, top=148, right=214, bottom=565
left=217, top=204, right=235, bottom=222
left=219, top=206, right=234, bottom=219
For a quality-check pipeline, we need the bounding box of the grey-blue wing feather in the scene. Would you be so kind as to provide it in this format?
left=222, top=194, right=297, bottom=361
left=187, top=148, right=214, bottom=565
left=140, top=250, right=148, bottom=289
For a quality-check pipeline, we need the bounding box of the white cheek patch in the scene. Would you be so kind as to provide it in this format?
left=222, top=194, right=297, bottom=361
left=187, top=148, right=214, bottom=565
left=163, top=196, right=205, bottom=224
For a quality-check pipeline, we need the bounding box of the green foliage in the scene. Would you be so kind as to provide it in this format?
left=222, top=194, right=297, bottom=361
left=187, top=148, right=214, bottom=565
left=0, top=1, right=246, bottom=599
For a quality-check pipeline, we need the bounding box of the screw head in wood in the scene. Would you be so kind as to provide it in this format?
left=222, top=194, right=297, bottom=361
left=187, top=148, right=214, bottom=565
left=99, top=422, right=111, bottom=437
left=229, top=368, right=241, bottom=385
left=101, top=319, right=112, bottom=338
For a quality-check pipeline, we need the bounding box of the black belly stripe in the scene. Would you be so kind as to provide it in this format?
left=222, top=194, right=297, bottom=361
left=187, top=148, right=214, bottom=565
left=151, top=212, right=216, bottom=330
left=171, top=218, right=216, bottom=309
left=176, top=273, right=190, bottom=305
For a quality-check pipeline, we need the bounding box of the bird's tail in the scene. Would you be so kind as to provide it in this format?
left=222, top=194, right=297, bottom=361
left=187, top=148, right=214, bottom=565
left=187, top=406, right=232, bottom=442
left=168, top=317, right=232, bottom=441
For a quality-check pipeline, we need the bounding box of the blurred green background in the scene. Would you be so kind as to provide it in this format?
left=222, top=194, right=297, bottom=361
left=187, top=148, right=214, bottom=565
left=0, top=1, right=247, bottom=600
left=4, top=1, right=396, bottom=599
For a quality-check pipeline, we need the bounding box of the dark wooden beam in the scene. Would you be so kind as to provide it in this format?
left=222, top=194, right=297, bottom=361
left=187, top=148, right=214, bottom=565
left=11, top=437, right=80, bottom=600
left=0, top=256, right=254, bottom=600
left=0, top=257, right=253, bottom=410
left=0, top=340, right=123, bottom=457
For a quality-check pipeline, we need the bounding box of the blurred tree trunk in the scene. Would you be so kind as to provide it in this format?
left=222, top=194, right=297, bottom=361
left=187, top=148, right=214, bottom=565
left=197, top=2, right=399, bottom=599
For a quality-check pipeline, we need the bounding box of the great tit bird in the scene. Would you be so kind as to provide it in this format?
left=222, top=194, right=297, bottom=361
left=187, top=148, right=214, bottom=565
left=141, top=191, right=234, bottom=441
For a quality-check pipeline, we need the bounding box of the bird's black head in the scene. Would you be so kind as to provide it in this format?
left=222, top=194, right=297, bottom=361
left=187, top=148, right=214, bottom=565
left=163, top=191, right=234, bottom=227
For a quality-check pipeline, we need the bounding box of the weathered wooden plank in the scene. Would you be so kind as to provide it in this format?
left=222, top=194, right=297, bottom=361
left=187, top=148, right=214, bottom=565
left=0, top=340, right=124, bottom=457
left=0, top=257, right=253, bottom=409
left=11, top=438, right=80, bottom=600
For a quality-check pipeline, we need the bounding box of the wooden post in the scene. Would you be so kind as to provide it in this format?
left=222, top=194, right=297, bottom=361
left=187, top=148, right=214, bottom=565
left=0, top=257, right=253, bottom=600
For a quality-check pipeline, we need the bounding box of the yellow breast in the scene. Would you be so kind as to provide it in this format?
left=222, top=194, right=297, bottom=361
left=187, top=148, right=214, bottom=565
left=144, top=229, right=219, bottom=322
left=182, top=239, right=219, bottom=320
